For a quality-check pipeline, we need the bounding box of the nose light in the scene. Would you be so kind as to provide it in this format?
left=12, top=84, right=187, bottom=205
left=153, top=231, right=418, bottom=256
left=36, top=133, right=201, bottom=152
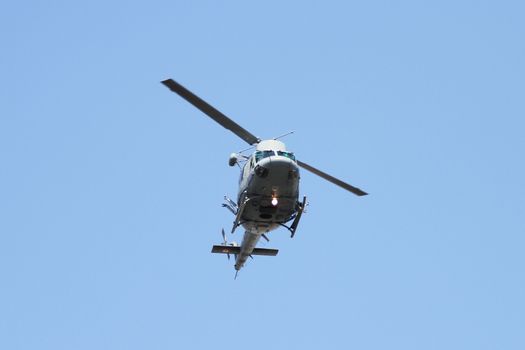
left=271, top=197, right=278, bottom=206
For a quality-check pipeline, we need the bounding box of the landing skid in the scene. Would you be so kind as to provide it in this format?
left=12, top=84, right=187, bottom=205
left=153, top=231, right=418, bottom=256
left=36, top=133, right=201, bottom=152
left=221, top=196, right=238, bottom=215
left=222, top=193, right=251, bottom=234
left=278, top=196, right=307, bottom=238
left=230, top=192, right=250, bottom=234
left=223, top=194, right=307, bottom=238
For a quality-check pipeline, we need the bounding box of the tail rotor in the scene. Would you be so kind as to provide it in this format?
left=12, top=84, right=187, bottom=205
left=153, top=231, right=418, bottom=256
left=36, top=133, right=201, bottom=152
left=220, top=228, right=238, bottom=260
left=221, top=229, right=231, bottom=260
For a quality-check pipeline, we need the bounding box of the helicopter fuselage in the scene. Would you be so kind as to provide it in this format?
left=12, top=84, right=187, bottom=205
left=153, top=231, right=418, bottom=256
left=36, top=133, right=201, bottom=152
left=232, top=140, right=300, bottom=270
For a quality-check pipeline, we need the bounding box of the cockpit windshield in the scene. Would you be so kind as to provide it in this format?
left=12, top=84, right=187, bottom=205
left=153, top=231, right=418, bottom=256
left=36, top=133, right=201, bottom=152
left=277, top=151, right=296, bottom=161
left=254, top=150, right=296, bottom=162
left=254, top=150, right=274, bottom=163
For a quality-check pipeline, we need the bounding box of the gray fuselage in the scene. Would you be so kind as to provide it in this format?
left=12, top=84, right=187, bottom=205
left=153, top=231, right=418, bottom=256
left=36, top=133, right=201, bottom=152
left=234, top=140, right=300, bottom=270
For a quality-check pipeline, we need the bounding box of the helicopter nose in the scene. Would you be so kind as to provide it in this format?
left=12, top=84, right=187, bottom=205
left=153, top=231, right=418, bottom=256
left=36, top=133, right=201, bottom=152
left=256, top=156, right=298, bottom=180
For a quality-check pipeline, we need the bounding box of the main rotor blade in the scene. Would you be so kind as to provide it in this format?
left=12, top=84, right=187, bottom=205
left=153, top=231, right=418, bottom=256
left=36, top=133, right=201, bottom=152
left=297, top=160, right=368, bottom=196
left=161, top=78, right=260, bottom=145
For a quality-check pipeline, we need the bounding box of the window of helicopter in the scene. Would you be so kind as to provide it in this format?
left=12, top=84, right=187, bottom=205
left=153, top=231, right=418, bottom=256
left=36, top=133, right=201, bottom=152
left=254, top=150, right=275, bottom=163
left=277, top=151, right=296, bottom=161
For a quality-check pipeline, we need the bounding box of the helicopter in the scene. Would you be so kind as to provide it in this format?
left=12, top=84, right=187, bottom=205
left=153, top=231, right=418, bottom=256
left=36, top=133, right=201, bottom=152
left=161, top=78, right=367, bottom=276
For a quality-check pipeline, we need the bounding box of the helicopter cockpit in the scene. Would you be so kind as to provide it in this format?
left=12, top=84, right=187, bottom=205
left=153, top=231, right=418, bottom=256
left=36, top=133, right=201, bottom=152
left=254, top=150, right=296, bottom=163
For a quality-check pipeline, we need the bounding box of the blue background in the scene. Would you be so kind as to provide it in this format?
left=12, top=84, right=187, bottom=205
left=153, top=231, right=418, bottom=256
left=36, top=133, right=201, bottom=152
left=2, top=1, right=524, bottom=349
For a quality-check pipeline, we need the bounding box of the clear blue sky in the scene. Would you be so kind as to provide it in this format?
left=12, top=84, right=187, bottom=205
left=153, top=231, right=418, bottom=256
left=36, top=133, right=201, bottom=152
left=2, top=1, right=524, bottom=349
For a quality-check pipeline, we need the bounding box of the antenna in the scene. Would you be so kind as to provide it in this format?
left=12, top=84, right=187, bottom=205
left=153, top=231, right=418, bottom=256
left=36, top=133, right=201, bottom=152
left=237, top=145, right=257, bottom=154
left=273, top=131, right=295, bottom=140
